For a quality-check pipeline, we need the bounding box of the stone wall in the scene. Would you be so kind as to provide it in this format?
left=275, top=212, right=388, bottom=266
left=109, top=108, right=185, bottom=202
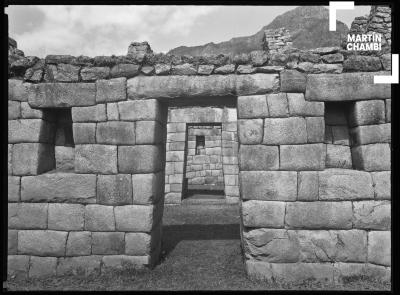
left=263, top=28, right=293, bottom=53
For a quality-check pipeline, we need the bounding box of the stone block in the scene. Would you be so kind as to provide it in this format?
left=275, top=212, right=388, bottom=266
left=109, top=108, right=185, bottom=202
left=48, top=204, right=85, bottom=230
left=7, top=255, right=30, bottom=279
left=96, top=77, right=127, bottom=102
left=110, top=64, right=140, bottom=78
left=353, top=201, right=390, bottom=230
left=334, top=230, right=368, bottom=262
left=8, top=100, right=21, bottom=119
left=171, top=63, right=197, bottom=75
left=71, top=104, right=106, bottom=122
left=368, top=231, right=390, bottom=266
left=73, top=123, right=96, bottom=144
left=8, top=144, right=12, bottom=175
left=166, top=150, right=184, bottom=162
left=8, top=119, right=54, bottom=143
left=240, top=171, right=297, bottom=201
left=119, top=99, right=162, bottom=122
left=107, top=103, right=119, bottom=120
left=57, top=256, right=101, bottom=276
left=12, top=143, right=54, bottom=175
left=8, top=176, right=20, bottom=202
left=154, top=64, right=171, bottom=75
left=263, top=117, right=307, bottom=144
left=96, top=121, right=135, bottom=145
left=169, top=107, right=222, bottom=123
left=348, top=100, right=386, bottom=127
left=385, top=99, right=391, bottom=122
left=8, top=203, right=48, bottom=230
left=125, top=232, right=153, bottom=255
left=242, top=200, right=285, bottom=227
left=118, top=145, right=163, bottom=173
left=18, top=230, right=68, bottom=256
left=52, top=63, right=80, bottom=82
left=326, top=144, right=352, bottom=169
left=237, top=95, right=268, bottom=118
left=197, top=64, right=214, bottom=75
left=331, top=126, right=349, bottom=145
left=280, top=70, right=306, bottom=92
left=85, top=205, right=115, bottom=231
left=287, top=93, right=324, bottom=116
left=266, top=93, right=288, bottom=117
left=280, top=144, right=325, bottom=170
left=239, top=145, right=279, bottom=171
left=141, top=66, right=154, bottom=75
left=214, top=64, right=235, bottom=74
left=101, top=255, right=148, bottom=272
left=297, top=171, right=318, bottom=201
left=165, top=192, right=182, bottom=204
left=29, top=256, right=57, bottom=278
left=21, top=102, right=48, bottom=119
left=92, top=232, right=125, bottom=255
left=343, top=55, right=381, bottom=72
left=306, top=117, right=325, bottom=143
left=115, top=204, right=160, bottom=232
left=136, top=121, right=164, bottom=144
left=351, top=143, right=391, bottom=171
left=334, top=263, right=391, bottom=284
left=66, top=231, right=91, bottom=256
left=28, top=83, right=96, bottom=108
left=9, top=79, right=29, bottom=101
left=305, top=73, right=390, bottom=101
left=81, top=67, right=110, bottom=81
left=75, top=144, right=117, bottom=174
left=371, top=171, right=390, bottom=199
left=349, top=124, right=391, bottom=146
left=97, top=174, right=133, bottom=205
left=285, top=202, right=353, bottom=229
left=8, top=230, right=18, bottom=254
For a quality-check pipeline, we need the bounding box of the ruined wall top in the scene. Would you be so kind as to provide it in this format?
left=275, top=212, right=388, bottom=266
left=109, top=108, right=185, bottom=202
left=263, top=28, right=293, bottom=53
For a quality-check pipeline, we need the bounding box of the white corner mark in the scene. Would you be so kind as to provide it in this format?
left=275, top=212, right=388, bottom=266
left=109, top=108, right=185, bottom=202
left=374, top=54, right=399, bottom=84
left=329, top=1, right=355, bottom=31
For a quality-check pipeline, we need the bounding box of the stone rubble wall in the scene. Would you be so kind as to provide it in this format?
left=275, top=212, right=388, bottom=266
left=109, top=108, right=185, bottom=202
left=263, top=28, right=293, bottom=54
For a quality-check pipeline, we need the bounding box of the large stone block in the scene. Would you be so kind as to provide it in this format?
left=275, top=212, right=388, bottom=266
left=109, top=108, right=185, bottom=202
left=73, top=123, right=96, bottom=144
left=81, top=66, right=110, bottom=81
left=8, top=100, right=21, bottom=119
left=75, top=144, right=117, bottom=174
left=8, top=203, right=48, bottom=229
left=8, top=176, right=20, bottom=202
left=127, top=74, right=279, bottom=99
left=239, top=145, right=279, bottom=171
left=125, top=232, right=153, bottom=256
left=343, top=55, right=381, bottom=72
left=9, top=79, right=29, bottom=101
left=169, top=107, right=223, bottom=123
left=306, top=117, right=325, bottom=143
left=18, top=230, right=68, bottom=256
left=240, top=171, right=297, bottom=201
left=280, top=70, right=306, bottom=92
left=29, top=256, right=57, bottom=278
left=349, top=124, right=391, bottom=146
left=110, top=64, right=140, bottom=78
left=297, top=171, right=318, bottom=201
left=107, top=103, right=119, bottom=120
left=118, top=99, right=163, bottom=122
left=353, top=201, right=390, bottom=230
left=368, top=231, right=390, bottom=266
left=21, top=102, right=49, bottom=119
left=55, top=146, right=74, bottom=171
left=287, top=93, right=324, bottom=116
left=348, top=100, right=386, bottom=127
left=351, top=143, right=391, bottom=171
left=136, top=121, right=164, bottom=144
left=8, top=230, right=18, bottom=254
left=371, top=171, right=390, bottom=200
left=85, top=205, right=115, bottom=231
left=92, top=232, right=125, bottom=255
left=132, top=172, right=164, bottom=204
left=166, top=150, right=184, bottom=162
left=285, top=202, right=353, bottom=229
left=7, top=255, right=30, bottom=279
left=385, top=99, right=391, bottom=122
left=96, top=121, right=135, bottom=145
left=263, top=117, right=307, bottom=144
left=8, top=119, right=54, bottom=143
left=71, top=104, right=106, bottom=122
left=66, top=231, right=91, bottom=256
left=12, top=143, right=54, bottom=175
left=48, top=204, right=85, bottom=230
left=114, top=204, right=160, bottom=232
left=96, top=77, right=127, bottom=102
left=118, top=145, right=163, bottom=173
left=266, top=93, right=288, bottom=117
left=280, top=144, right=325, bottom=170
left=242, top=200, right=285, bottom=227
left=237, top=95, right=268, bottom=118
left=305, top=72, right=391, bottom=101
left=97, top=174, right=133, bottom=205
left=326, top=144, right=352, bottom=169
left=57, top=256, right=101, bottom=276
left=27, top=83, right=96, bottom=108
left=21, top=173, right=96, bottom=203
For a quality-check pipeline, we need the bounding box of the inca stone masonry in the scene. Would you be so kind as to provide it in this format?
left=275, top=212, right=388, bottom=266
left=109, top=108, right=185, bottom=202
left=8, top=5, right=391, bottom=284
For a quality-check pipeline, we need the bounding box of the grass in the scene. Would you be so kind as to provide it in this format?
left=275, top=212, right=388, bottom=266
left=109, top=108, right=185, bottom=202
left=5, top=203, right=391, bottom=291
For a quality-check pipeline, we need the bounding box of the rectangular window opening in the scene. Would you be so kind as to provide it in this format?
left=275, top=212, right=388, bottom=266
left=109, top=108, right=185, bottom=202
left=195, top=135, right=205, bottom=155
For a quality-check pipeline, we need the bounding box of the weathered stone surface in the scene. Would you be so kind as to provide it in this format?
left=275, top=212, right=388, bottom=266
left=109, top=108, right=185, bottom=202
left=75, top=144, right=117, bottom=174
left=300, top=52, right=320, bottom=63
left=214, top=64, right=235, bottom=74
left=334, top=263, right=391, bottom=284
left=331, top=126, right=349, bottom=145
left=141, top=66, right=154, bottom=75
left=263, top=117, right=307, bottom=144
left=8, top=176, right=20, bottom=202
left=250, top=50, right=269, bottom=66
left=47, top=63, right=79, bottom=82
left=21, top=173, right=96, bottom=203
left=125, top=232, right=153, bottom=255
left=306, top=117, right=325, bottom=142
left=353, top=201, right=390, bottom=230
left=27, top=83, right=96, bottom=108
left=107, top=103, right=119, bottom=120
left=132, top=172, right=164, bottom=204
left=240, top=171, right=297, bottom=201
left=8, top=100, right=21, bottom=120
left=296, top=62, right=314, bottom=73
left=8, top=230, right=18, bottom=254
left=136, top=121, right=164, bottom=144
left=285, top=202, right=353, bottom=229
left=127, top=74, right=279, bottom=99
left=110, top=64, right=140, bottom=78
left=29, top=256, right=57, bottom=278
left=101, top=255, right=148, bottom=271
left=197, top=64, right=214, bottom=75
left=154, top=64, right=171, bottom=75
left=57, top=256, right=101, bottom=275
left=305, top=72, right=391, bottom=101
left=350, top=124, right=390, bottom=146
left=171, top=63, right=197, bottom=75
left=8, top=203, right=47, bottom=230
left=85, top=205, right=115, bottom=231
left=256, top=66, right=284, bottom=73
left=321, top=53, right=344, bottom=63
left=242, top=200, right=285, bottom=227
left=385, top=99, right=391, bottom=122
left=380, top=53, right=391, bottom=71
left=7, top=255, right=30, bottom=279
left=266, top=93, right=288, bottom=117
left=311, top=47, right=340, bottom=55
left=371, top=171, right=390, bottom=200
left=237, top=95, right=268, bottom=118
left=115, top=205, right=159, bottom=232
left=280, top=70, right=306, bottom=92
left=66, top=231, right=91, bottom=256
left=92, top=232, right=124, bottom=255
left=348, top=100, right=386, bottom=127
left=118, top=145, right=163, bottom=173
left=118, top=99, right=162, bottom=122
left=165, top=192, right=181, bottom=204
left=8, top=144, right=12, bottom=175
left=287, top=93, right=324, bottom=116
left=18, top=230, right=68, bottom=256
left=9, top=79, right=29, bottom=102
left=12, top=143, right=54, bottom=175
left=351, top=143, right=391, bottom=171
left=20, top=102, right=47, bottom=119
left=97, top=174, right=133, bottom=205
left=96, top=121, right=135, bottom=145
left=280, top=144, right=325, bottom=170
left=297, top=171, right=318, bottom=201
left=312, top=63, right=343, bottom=74
left=96, top=77, right=127, bottom=102
left=9, top=119, right=54, bottom=143
left=237, top=65, right=256, bottom=74
left=71, top=104, right=106, bottom=122
left=368, top=231, right=390, bottom=266
left=73, top=123, right=96, bottom=144
left=48, top=204, right=84, bottom=230
left=238, top=119, right=263, bottom=144
left=45, top=54, right=75, bottom=64
left=343, top=55, right=382, bottom=72
left=326, top=144, right=352, bottom=169
left=239, top=145, right=279, bottom=171
left=169, top=107, right=222, bottom=123
left=81, top=67, right=110, bottom=81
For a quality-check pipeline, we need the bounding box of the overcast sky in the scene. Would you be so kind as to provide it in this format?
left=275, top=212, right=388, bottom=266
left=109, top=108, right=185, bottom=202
left=6, top=5, right=371, bottom=57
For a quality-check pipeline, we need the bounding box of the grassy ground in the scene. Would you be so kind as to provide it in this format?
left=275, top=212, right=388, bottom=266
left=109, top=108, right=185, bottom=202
left=5, top=203, right=391, bottom=291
